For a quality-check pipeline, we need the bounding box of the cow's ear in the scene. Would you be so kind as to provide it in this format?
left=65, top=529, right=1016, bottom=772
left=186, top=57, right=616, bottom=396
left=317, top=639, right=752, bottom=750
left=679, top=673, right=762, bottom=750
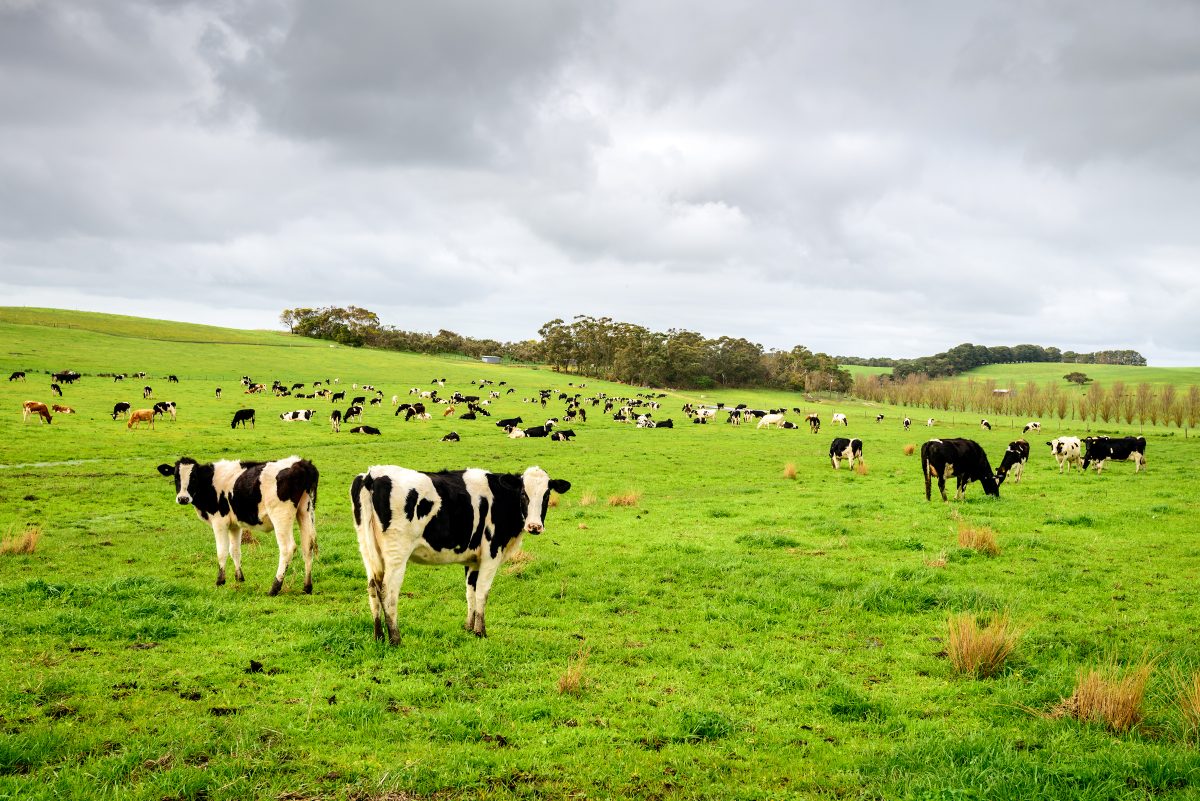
left=156, top=463, right=175, bottom=477
left=550, top=479, right=572, bottom=494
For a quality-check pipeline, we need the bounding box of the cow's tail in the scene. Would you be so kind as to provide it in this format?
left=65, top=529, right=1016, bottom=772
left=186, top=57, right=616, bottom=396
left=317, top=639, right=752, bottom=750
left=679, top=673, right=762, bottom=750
left=351, top=471, right=385, bottom=584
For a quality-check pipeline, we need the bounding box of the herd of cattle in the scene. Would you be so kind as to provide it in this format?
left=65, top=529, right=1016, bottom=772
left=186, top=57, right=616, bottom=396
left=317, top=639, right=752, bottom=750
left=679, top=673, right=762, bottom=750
left=12, top=368, right=1152, bottom=644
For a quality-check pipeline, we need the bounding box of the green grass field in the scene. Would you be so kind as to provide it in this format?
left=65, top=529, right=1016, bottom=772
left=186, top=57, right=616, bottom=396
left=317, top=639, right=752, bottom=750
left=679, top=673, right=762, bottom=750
left=4, top=309, right=1200, bottom=800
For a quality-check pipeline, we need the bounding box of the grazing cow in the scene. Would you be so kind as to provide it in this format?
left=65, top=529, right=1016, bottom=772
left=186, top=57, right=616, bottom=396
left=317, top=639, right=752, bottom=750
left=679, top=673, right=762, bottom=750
left=111, top=402, right=131, bottom=420
left=550, top=429, right=576, bottom=441
left=757, top=413, right=787, bottom=429
left=350, top=425, right=382, bottom=435
left=127, top=409, right=155, bottom=429
left=215, top=387, right=222, bottom=399
left=350, top=464, right=571, bottom=643
left=114, top=374, right=126, bottom=382
left=369, top=397, right=383, bottom=406
left=496, top=417, right=523, bottom=429
left=441, top=432, right=461, bottom=442
left=351, top=396, right=367, bottom=407
left=921, top=438, right=1000, bottom=501
left=980, top=419, right=992, bottom=431
left=9, top=371, right=26, bottom=381
left=829, top=437, right=864, bottom=470
left=926, top=418, right=936, bottom=427
left=344, top=406, right=363, bottom=423
left=231, top=409, right=256, bottom=429
left=142, top=386, right=155, bottom=399
left=330, top=409, right=343, bottom=432
left=280, top=410, right=315, bottom=422
left=167, top=375, right=179, bottom=383
left=875, top=414, right=885, bottom=423
left=831, top=413, right=848, bottom=426
left=903, top=417, right=911, bottom=431
left=52, top=404, right=75, bottom=414
left=1082, top=436, right=1147, bottom=474
left=331, top=391, right=346, bottom=404
left=1023, top=421, right=1042, bottom=434
left=50, top=383, right=63, bottom=397
left=806, top=414, right=821, bottom=434
left=21, top=401, right=53, bottom=424
left=153, top=401, right=178, bottom=421
left=995, top=439, right=1031, bottom=485
left=1046, top=436, right=1083, bottom=474
left=156, top=455, right=318, bottom=595
left=53, top=370, right=81, bottom=384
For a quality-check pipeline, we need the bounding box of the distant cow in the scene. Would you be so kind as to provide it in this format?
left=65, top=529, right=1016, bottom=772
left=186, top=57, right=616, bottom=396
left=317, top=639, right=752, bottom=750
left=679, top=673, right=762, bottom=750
left=331, top=391, right=346, bottom=404
left=980, top=419, right=992, bottom=430
left=51, top=404, right=75, bottom=414
left=1023, top=421, right=1041, bottom=434
left=757, top=413, right=786, bottom=429
left=921, top=438, right=999, bottom=501
left=1082, top=436, right=1147, bottom=474
left=496, top=417, right=523, bottom=429
left=111, top=402, right=131, bottom=420
left=550, top=429, right=576, bottom=441
left=344, top=406, right=363, bottom=423
left=21, top=401, right=52, bottom=424
left=153, top=401, right=177, bottom=421
left=350, top=464, right=570, bottom=643
left=806, top=414, right=821, bottom=433
left=142, top=386, right=153, bottom=399
left=829, top=437, right=863, bottom=470
left=350, top=425, right=381, bottom=435
left=9, top=371, right=25, bottom=382
left=127, top=409, right=156, bottom=429
left=831, top=413, right=848, bottom=426
left=215, top=387, right=222, bottom=399
left=156, top=455, right=318, bottom=594
left=50, top=383, right=63, bottom=397
left=330, top=410, right=343, bottom=432
left=903, top=417, right=911, bottom=431
left=280, top=410, right=315, bottom=422
left=995, top=440, right=1031, bottom=485
left=653, top=419, right=674, bottom=428
left=231, top=409, right=256, bottom=429
left=1046, top=436, right=1083, bottom=474
left=926, top=418, right=936, bottom=427
left=441, top=432, right=461, bottom=442
left=167, top=375, right=179, bottom=383
left=875, top=414, right=884, bottom=423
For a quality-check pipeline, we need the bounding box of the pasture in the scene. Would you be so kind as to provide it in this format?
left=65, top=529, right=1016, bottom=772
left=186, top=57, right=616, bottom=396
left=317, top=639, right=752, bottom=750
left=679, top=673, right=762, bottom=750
left=3, top=310, right=1200, bottom=800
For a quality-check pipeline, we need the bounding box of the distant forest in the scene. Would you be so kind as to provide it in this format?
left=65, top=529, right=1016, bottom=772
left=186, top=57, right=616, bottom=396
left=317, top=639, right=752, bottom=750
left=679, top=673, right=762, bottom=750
left=837, top=343, right=1146, bottom=379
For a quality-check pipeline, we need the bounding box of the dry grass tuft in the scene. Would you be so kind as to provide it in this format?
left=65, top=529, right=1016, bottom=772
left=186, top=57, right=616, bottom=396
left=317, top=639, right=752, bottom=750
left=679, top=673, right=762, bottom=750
left=1174, top=669, right=1200, bottom=741
left=557, top=646, right=590, bottom=696
left=1, top=524, right=41, bottom=555
left=548, top=493, right=559, bottom=508
left=503, top=550, right=535, bottom=576
left=608, top=491, right=642, bottom=507
left=958, top=524, right=1000, bottom=556
left=577, top=492, right=597, bottom=507
left=903, top=444, right=916, bottom=456
left=578, top=523, right=589, bottom=530
left=1049, top=661, right=1154, bottom=733
left=926, top=551, right=948, bottom=568
left=948, top=611, right=1018, bottom=678
left=783, top=462, right=797, bottom=480
left=240, top=529, right=259, bottom=546
left=853, top=461, right=869, bottom=476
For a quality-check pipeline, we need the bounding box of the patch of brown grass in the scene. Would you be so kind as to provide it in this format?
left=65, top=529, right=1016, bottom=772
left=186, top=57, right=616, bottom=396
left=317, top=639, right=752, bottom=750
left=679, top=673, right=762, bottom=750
left=926, top=551, right=948, bottom=568
left=1049, top=661, right=1154, bottom=733
left=947, top=611, right=1018, bottom=678
left=853, top=461, right=869, bottom=476
left=608, top=491, right=641, bottom=507
left=548, top=493, right=559, bottom=508
left=903, top=443, right=916, bottom=456
left=503, top=550, right=535, bottom=576
left=240, top=529, right=259, bottom=546
left=577, top=492, right=597, bottom=507
left=557, top=646, right=590, bottom=696
left=1, top=524, right=41, bottom=555
left=1174, top=669, right=1200, bottom=741
left=783, top=462, right=797, bottom=480
left=958, top=524, right=1000, bottom=556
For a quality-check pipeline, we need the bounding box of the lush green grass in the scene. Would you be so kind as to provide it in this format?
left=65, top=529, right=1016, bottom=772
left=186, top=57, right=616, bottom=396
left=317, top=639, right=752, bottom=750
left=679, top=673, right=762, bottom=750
left=3, top=309, right=1200, bottom=800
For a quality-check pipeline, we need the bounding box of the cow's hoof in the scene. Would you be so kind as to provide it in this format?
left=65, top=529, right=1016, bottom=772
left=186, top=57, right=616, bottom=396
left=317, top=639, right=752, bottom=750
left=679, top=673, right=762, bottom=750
left=303, top=581, right=313, bottom=595
left=268, top=578, right=283, bottom=596
left=235, top=570, right=245, bottom=583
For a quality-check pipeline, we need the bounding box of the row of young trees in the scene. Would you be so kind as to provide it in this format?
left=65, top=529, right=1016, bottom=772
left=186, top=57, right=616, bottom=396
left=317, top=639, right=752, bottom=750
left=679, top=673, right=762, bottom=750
left=536, top=316, right=851, bottom=391
left=853, top=373, right=1200, bottom=429
left=838, top=342, right=1147, bottom=379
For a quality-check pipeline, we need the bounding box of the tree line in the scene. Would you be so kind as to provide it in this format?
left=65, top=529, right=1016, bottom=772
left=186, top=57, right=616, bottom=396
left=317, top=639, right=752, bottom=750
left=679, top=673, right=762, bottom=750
left=853, top=372, right=1200, bottom=430
left=837, top=342, right=1147, bottom=379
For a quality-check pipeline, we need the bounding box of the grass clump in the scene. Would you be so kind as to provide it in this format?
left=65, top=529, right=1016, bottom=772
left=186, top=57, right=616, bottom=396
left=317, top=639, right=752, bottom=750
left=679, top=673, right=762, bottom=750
left=1174, top=669, right=1200, bottom=742
left=783, top=462, right=797, bottom=480
left=854, top=460, right=869, bottom=476
left=557, top=647, right=590, bottom=696
left=903, top=444, right=916, bottom=456
left=577, top=491, right=597, bottom=507
left=947, top=611, right=1018, bottom=678
left=608, top=491, right=642, bottom=507
left=958, top=524, right=1000, bottom=556
left=1049, top=661, right=1154, bottom=733
left=1, top=524, right=41, bottom=555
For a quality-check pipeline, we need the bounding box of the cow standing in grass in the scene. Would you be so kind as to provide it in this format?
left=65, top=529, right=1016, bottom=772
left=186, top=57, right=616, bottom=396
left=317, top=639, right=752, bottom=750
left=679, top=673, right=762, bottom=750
left=921, top=438, right=999, bottom=501
left=995, top=440, right=1030, bottom=485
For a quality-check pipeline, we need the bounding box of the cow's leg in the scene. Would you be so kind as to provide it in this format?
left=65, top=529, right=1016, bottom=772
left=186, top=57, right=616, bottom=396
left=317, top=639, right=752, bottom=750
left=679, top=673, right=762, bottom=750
left=956, top=477, right=967, bottom=501
left=379, top=546, right=417, bottom=646
left=464, top=565, right=480, bottom=632
left=297, top=492, right=318, bottom=594
left=268, top=508, right=298, bottom=596
left=229, top=528, right=246, bottom=582
left=831, top=455, right=839, bottom=470
left=213, top=523, right=231, bottom=586
left=938, top=472, right=948, bottom=502
left=468, top=557, right=505, bottom=637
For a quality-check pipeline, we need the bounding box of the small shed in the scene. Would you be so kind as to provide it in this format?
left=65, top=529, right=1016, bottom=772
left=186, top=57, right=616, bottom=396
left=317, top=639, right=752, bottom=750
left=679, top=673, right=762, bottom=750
left=480, top=355, right=501, bottom=365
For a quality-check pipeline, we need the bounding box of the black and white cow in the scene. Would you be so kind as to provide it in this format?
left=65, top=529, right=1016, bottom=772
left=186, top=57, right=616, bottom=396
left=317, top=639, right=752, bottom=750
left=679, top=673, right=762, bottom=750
left=875, top=414, right=885, bottom=423
left=653, top=418, right=674, bottom=428
left=1046, top=436, right=1082, bottom=474
left=831, top=413, right=848, bottom=426
left=806, top=414, right=821, bottom=433
left=995, top=439, right=1031, bottom=485
left=167, top=375, right=179, bottom=383
left=921, top=438, right=1000, bottom=501
left=111, top=401, right=131, bottom=420
left=142, top=385, right=153, bottom=399
left=903, top=417, right=911, bottom=431
left=9, top=371, right=26, bottom=381
left=350, top=425, right=382, bottom=435
left=50, top=383, right=63, bottom=397
left=550, top=429, right=576, bottom=441
left=1023, top=421, right=1041, bottom=434
left=344, top=405, right=363, bottom=423
left=153, top=400, right=177, bottom=421
left=331, top=391, right=346, bottom=404
left=1082, top=436, right=1147, bottom=474
left=280, top=409, right=315, bottom=422
left=829, top=437, right=864, bottom=470
left=215, top=387, right=222, bottom=399
left=330, top=409, right=343, bottom=432
left=156, top=455, right=318, bottom=594
left=441, top=432, right=461, bottom=442
left=495, top=416, right=523, bottom=429
left=231, top=409, right=256, bottom=429
left=350, top=465, right=571, bottom=643
left=980, top=419, right=992, bottom=431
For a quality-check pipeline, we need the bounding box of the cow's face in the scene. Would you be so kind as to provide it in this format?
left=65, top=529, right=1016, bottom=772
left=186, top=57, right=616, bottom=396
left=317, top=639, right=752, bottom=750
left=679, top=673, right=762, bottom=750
left=519, top=466, right=571, bottom=534
left=156, top=458, right=197, bottom=505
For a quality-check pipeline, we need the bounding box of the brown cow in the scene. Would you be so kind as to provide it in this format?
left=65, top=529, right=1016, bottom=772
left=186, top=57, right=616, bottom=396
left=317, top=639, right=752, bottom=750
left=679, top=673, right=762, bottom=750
left=22, top=401, right=52, bottom=424
left=52, top=404, right=76, bottom=414
left=127, top=409, right=156, bottom=429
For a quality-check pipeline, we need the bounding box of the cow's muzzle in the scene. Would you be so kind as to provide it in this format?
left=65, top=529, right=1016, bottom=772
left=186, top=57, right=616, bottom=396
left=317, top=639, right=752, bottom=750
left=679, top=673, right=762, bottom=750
left=525, top=522, right=544, bottom=534
left=177, top=495, right=191, bottom=505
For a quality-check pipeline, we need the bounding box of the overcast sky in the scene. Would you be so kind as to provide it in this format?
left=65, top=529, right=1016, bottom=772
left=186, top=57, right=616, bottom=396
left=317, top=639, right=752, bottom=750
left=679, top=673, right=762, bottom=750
left=2, top=1, right=1198, bottom=364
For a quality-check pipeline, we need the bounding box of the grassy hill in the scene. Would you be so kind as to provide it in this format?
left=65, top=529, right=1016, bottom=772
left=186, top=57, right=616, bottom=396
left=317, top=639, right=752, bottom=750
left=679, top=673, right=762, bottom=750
left=3, top=308, right=1200, bottom=800
left=842, top=359, right=1200, bottom=390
